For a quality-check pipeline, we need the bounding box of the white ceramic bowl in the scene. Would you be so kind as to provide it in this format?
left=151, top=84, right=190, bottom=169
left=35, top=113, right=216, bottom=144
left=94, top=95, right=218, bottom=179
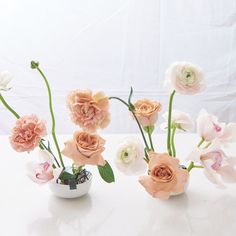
left=49, top=173, right=92, bottom=199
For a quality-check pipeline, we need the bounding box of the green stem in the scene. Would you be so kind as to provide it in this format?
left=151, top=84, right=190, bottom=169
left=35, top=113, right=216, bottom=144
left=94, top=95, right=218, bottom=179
left=171, top=126, right=177, bottom=157
left=147, top=129, right=154, bottom=151
left=33, top=65, right=65, bottom=168
left=167, top=90, right=175, bottom=156
left=0, top=94, right=20, bottom=119
left=109, top=96, right=150, bottom=151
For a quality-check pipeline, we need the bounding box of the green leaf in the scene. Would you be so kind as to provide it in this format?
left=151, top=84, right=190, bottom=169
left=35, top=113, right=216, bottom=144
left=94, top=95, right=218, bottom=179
left=128, top=87, right=135, bottom=111
left=97, top=161, right=115, bottom=183
left=59, top=171, right=75, bottom=181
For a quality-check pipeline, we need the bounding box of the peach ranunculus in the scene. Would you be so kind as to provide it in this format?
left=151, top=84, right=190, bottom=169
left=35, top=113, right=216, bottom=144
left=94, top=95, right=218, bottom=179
left=67, top=90, right=110, bottom=133
left=9, top=114, right=47, bottom=152
left=61, top=131, right=106, bottom=166
left=139, top=152, right=189, bottom=200
left=133, top=99, right=161, bottom=127
left=165, top=62, right=206, bottom=95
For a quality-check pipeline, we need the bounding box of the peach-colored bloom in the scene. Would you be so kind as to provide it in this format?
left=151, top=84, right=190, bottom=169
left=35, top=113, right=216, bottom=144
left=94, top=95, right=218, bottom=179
left=61, top=131, right=106, bottom=166
left=67, top=90, right=110, bottom=132
left=166, top=62, right=205, bottom=95
left=139, top=152, right=189, bottom=200
left=133, top=99, right=161, bottom=127
left=10, top=114, right=47, bottom=152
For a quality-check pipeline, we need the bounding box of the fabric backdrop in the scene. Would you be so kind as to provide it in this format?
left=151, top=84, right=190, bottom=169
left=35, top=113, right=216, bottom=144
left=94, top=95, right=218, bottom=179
left=0, top=0, right=236, bottom=134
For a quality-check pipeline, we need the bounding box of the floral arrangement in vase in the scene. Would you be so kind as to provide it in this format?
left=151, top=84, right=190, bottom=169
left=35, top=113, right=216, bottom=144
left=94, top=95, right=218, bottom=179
left=113, top=62, right=236, bottom=200
left=0, top=61, right=115, bottom=198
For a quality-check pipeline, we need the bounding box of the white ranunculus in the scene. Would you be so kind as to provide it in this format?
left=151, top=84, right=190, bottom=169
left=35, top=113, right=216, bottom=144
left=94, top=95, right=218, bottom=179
left=115, top=137, right=146, bottom=175
left=165, top=62, right=206, bottom=95
left=0, top=71, right=12, bottom=91
left=161, top=110, right=193, bottom=132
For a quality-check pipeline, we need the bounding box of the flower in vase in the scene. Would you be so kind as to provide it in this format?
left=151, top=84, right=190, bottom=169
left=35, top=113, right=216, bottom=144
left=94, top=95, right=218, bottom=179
left=0, top=71, right=12, bottom=91
left=27, top=150, right=62, bottom=184
left=197, top=110, right=225, bottom=142
left=62, top=131, right=106, bottom=166
left=67, top=90, right=110, bottom=133
left=9, top=114, right=47, bottom=152
left=187, top=141, right=236, bottom=187
left=133, top=99, right=161, bottom=127
left=115, top=137, right=146, bottom=175
left=165, top=62, right=205, bottom=95
left=139, top=152, right=189, bottom=200
left=161, top=110, right=193, bottom=132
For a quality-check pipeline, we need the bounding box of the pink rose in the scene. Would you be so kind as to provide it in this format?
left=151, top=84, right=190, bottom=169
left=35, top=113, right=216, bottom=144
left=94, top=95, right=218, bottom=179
left=133, top=99, right=161, bottom=127
left=10, top=114, right=47, bottom=152
left=61, top=131, right=106, bottom=166
left=139, top=152, right=189, bottom=200
left=67, top=90, right=110, bottom=133
left=166, top=62, right=206, bottom=95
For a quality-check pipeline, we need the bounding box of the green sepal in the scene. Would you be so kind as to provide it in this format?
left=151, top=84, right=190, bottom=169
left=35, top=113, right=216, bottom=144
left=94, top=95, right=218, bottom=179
left=97, top=161, right=115, bottom=183
left=143, top=125, right=155, bottom=134
left=31, top=61, right=39, bottom=69
left=128, top=87, right=135, bottom=111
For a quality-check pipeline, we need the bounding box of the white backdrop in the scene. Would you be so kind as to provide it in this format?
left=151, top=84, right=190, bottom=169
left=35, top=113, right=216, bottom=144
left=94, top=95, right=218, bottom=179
left=0, top=0, right=236, bottom=134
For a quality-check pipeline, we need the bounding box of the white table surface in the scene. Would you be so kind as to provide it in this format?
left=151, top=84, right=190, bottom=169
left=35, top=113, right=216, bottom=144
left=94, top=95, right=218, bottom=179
left=1, top=134, right=236, bottom=236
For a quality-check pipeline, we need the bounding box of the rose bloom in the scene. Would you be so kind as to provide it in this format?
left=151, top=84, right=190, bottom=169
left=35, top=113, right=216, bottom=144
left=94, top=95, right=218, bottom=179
left=67, top=90, right=110, bottom=133
left=10, top=114, right=47, bottom=152
left=161, top=110, right=193, bottom=132
left=187, top=141, right=236, bottom=188
left=0, top=71, right=12, bottom=91
left=165, top=62, right=205, bottom=95
left=139, top=152, right=189, bottom=200
left=115, top=137, right=146, bottom=175
left=133, top=99, right=161, bottom=127
left=62, top=131, right=106, bottom=166
left=27, top=150, right=62, bottom=184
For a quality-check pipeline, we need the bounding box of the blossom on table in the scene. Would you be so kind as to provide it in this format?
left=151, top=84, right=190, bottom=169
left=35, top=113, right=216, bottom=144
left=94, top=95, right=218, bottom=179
left=139, top=152, right=189, bottom=200
left=67, top=90, right=110, bottom=133
left=187, top=142, right=236, bottom=187
left=61, top=131, right=106, bottom=166
left=133, top=99, right=161, bottom=127
left=161, top=110, right=193, bottom=131
left=165, top=62, right=205, bottom=95
left=9, top=114, right=47, bottom=152
left=197, top=110, right=225, bottom=142
left=115, top=137, right=146, bottom=175
left=27, top=150, right=62, bottom=184
left=0, top=71, right=12, bottom=91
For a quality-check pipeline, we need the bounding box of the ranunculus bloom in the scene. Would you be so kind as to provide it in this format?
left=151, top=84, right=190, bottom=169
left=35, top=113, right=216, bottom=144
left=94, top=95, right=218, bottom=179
left=197, top=110, right=225, bottom=142
left=165, top=62, right=205, bottom=95
left=27, top=150, right=62, bottom=184
left=115, top=137, right=146, bottom=175
left=187, top=142, right=236, bottom=188
left=0, top=71, right=12, bottom=91
left=133, top=99, right=161, bottom=127
left=61, top=131, right=106, bottom=166
left=161, top=110, right=193, bottom=132
left=67, top=90, right=110, bottom=133
left=139, top=152, right=189, bottom=200
left=10, top=114, right=47, bottom=152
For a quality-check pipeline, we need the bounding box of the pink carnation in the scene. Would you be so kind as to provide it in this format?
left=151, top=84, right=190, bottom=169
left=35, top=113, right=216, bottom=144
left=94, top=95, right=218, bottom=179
left=10, top=114, right=47, bottom=152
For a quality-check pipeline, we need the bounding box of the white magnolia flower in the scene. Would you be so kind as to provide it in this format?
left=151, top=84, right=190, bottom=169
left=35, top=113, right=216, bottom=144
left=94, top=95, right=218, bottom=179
left=161, top=110, right=193, bottom=132
left=115, top=137, right=146, bottom=175
left=0, top=71, right=12, bottom=91
left=165, top=62, right=205, bottom=95
left=187, top=141, right=236, bottom=188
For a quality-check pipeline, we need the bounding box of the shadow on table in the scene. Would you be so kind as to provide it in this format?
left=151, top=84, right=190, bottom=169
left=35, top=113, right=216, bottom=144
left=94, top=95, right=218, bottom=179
left=28, top=194, right=92, bottom=236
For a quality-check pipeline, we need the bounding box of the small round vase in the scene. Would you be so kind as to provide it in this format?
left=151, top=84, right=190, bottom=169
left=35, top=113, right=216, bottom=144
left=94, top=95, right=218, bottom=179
left=49, top=171, right=92, bottom=199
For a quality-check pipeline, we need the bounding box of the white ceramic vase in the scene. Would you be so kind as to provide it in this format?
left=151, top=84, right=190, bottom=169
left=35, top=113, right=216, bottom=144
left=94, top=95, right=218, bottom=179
left=49, top=171, right=92, bottom=199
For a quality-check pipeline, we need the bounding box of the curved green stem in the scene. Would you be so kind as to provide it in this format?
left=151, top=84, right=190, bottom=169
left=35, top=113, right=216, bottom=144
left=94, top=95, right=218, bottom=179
left=171, top=126, right=176, bottom=157
left=0, top=94, right=20, bottom=119
left=109, top=96, right=150, bottom=151
left=147, top=130, right=154, bottom=151
left=33, top=64, right=65, bottom=168
left=167, top=90, right=176, bottom=156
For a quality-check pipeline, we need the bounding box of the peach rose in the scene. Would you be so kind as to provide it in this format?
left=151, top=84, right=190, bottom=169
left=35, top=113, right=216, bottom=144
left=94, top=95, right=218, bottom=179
left=10, top=114, right=47, bottom=152
left=61, top=131, right=106, bottom=166
left=133, top=99, right=161, bottom=127
left=67, top=90, right=110, bottom=133
left=139, top=152, right=189, bottom=200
